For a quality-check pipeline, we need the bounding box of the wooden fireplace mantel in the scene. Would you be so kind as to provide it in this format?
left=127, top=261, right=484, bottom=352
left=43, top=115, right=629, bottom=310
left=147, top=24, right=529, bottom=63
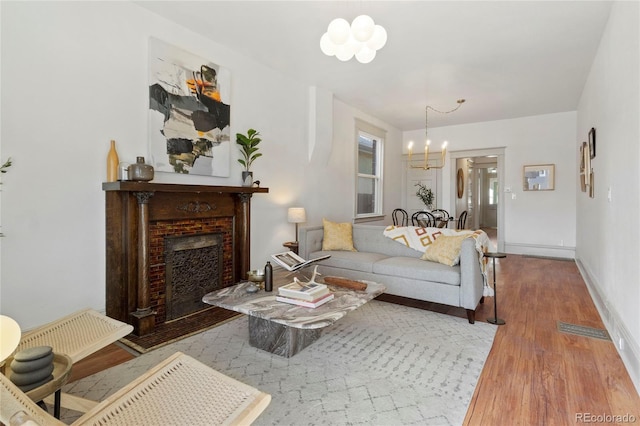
left=103, top=182, right=268, bottom=336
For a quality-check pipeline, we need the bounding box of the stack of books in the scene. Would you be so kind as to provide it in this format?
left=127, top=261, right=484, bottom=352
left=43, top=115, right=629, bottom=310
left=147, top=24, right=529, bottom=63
left=276, top=280, right=334, bottom=308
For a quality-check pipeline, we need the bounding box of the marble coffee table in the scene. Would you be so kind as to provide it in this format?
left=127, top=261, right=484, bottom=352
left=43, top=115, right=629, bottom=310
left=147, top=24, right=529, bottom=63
left=202, top=273, right=385, bottom=357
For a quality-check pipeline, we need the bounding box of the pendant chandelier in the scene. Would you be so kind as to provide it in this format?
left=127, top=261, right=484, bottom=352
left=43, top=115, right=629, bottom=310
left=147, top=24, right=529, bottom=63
left=320, top=15, right=387, bottom=64
left=408, top=99, right=466, bottom=170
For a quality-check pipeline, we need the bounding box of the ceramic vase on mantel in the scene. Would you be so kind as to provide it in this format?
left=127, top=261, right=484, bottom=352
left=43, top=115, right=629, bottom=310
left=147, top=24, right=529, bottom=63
left=106, top=140, right=119, bottom=182
left=242, top=171, right=253, bottom=187
left=128, top=156, right=154, bottom=181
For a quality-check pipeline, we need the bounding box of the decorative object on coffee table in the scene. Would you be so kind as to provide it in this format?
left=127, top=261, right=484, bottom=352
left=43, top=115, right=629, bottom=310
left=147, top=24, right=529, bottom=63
left=485, top=252, right=507, bottom=325
left=236, top=128, right=262, bottom=186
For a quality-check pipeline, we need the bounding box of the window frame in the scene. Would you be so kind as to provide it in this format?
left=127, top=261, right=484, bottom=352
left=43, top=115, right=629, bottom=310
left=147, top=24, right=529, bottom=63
left=355, top=119, right=385, bottom=220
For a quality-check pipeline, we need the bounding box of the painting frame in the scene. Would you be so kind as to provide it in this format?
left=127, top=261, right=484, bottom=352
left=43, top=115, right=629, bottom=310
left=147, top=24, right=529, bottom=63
left=523, top=164, right=555, bottom=191
left=148, top=37, right=232, bottom=177
left=588, top=127, right=596, bottom=159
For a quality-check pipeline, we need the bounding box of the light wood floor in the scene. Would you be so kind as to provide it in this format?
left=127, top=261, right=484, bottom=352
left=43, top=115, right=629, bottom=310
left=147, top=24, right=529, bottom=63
left=72, top=255, right=640, bottom=423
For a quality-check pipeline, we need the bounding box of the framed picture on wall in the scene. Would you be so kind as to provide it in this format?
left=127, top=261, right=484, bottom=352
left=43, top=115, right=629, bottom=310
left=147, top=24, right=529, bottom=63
left=588, top=127, right=596, bottom=159
left=523, top=164, right=555, bottom=191
left=579, top=143, right=586, bottom=192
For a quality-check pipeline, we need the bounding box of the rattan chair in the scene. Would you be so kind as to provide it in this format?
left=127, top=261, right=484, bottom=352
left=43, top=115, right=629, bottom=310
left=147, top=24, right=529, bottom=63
left=1, top=351, right=271, bottom=426
left=15, top=308, right=133, bottom=412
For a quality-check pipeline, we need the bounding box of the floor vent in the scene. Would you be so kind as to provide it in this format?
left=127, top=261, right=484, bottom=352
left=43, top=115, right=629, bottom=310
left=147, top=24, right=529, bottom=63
left=557, top=321, right=611, bottom=341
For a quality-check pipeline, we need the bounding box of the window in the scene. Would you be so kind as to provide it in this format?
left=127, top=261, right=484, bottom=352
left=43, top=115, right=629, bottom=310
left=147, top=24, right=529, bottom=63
left=356, top=121, right=384, bottom=218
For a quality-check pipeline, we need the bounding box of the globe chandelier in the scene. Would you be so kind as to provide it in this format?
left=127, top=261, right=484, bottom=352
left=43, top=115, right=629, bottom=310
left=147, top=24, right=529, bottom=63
left=320, top=15, right=387, bottom=64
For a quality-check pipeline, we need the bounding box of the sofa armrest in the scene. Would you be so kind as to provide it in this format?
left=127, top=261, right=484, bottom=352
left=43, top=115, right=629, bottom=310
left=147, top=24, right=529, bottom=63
left=458, top=238, right=484, bottom=310
left=298, top=226, right=324, bottom=260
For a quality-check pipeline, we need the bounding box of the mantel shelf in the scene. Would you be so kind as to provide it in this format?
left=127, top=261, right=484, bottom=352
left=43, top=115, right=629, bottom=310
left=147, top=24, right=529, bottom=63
left=102, top=181, right=269, bottom=194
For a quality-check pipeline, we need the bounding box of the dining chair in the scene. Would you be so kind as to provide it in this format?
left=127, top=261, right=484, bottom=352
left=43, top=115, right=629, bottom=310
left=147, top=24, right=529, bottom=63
left=392, top=208, right=409, bottom=226
left=431, top=209, right=450, bottom=228
left=457, top=210, right=468, bottom=230
left=411, top=211, right=436, bottom=228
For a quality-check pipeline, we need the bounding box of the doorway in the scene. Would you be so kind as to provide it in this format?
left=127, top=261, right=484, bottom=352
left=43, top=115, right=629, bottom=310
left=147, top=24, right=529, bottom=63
left=449, top=148, right=504, bottom=251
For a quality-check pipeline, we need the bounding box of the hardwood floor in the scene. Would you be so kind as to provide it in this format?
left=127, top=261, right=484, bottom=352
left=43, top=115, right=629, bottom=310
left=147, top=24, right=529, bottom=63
left=71, top=255, right=640, bottom=423
left=464, top=254, right=640, bottom=424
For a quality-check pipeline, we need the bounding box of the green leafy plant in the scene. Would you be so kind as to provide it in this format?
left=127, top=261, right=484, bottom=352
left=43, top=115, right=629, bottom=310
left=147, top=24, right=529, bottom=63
left=0, top=157, right=12, bottom=173
left=236, top=129, right=262, bottom=172
left=415, top=183, right=434, bottom=208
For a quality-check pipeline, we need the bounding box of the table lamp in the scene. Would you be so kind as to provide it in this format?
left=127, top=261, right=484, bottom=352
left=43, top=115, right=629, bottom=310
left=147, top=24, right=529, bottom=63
left=287, top=207, right=307, bottom=243
left=0, top=315, right=21, bottom=364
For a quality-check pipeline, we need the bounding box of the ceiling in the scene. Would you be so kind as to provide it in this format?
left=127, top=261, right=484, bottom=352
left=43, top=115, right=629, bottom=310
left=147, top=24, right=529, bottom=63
left=136, top=1, right=612, bottom=131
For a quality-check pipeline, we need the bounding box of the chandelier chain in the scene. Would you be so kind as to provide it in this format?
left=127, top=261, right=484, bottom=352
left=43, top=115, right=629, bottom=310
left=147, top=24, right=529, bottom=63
left=425, top=99, right=465, bottom=141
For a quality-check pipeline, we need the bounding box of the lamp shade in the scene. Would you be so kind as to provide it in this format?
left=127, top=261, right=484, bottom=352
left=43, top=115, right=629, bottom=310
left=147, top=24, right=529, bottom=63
left=287, top=207, right=307, bottom=224
left=0, top=315, right=21, bottom=362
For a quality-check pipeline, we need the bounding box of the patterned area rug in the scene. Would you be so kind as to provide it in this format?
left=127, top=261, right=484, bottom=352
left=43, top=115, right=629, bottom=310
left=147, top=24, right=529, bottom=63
left=61, top=301, right=497, bottom=425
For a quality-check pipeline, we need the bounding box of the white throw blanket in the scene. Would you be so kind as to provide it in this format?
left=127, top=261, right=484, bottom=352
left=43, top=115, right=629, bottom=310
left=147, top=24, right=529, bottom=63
left=383, top=226, right=495, bottom=297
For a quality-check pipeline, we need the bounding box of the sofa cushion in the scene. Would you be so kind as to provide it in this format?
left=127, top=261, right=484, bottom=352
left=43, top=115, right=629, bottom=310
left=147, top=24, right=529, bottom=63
left=372, top=256, right=461, bottom=286
left=322, top=219, right=357, bottom=251
left=421, top=234, right=472, bottom=266
left=310, top=250, right=388, bottom=273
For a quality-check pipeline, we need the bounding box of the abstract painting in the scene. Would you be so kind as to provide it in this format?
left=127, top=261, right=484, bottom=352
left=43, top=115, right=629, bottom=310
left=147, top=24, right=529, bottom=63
left=148, top=38, right=231, bottom=176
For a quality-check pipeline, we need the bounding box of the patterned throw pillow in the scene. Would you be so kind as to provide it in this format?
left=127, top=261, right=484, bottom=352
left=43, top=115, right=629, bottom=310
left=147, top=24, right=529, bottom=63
left=322, top=219, right=357, bottom=251
left=420, top=234, right=471, bottom=266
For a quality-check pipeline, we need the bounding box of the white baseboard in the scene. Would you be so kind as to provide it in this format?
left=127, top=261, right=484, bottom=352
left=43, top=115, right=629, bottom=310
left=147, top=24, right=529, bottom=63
left=576, top=258, right=640, bottom=396
left=504, top=242, right=575, bottom=259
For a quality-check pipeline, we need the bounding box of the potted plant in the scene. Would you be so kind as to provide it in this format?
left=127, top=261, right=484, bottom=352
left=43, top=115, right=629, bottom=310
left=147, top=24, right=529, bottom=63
left=415, top=183, right=434, bottom=210
left=236, top=129, right=262, bottom=186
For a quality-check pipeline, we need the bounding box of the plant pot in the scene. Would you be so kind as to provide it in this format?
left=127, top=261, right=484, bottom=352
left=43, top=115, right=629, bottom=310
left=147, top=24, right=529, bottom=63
left=242, top=171, right=253, bottom=187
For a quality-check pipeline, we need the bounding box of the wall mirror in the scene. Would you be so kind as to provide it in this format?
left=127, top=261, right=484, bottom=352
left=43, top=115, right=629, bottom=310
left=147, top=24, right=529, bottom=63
left=523, top=164, right=555, bottom=191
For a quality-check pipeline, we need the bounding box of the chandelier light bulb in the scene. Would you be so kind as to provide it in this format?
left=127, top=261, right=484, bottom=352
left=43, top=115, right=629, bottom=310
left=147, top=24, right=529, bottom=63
left=320, top=32, right=337, bottom=56
left=345, top=35, right=364, bottom=56
left=327, top=18, right=351, bottom=45
left=335, top=43, right=355, bottom=61
left=351, top=15, right=375, bottom=42
left=367, top=25, right=388, bottom=51
left=355, top=46, right=376, bottom=64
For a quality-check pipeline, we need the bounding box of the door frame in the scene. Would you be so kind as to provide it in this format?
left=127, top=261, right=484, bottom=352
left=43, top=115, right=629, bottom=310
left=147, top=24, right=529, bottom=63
left=446, top=147, right=505, bottom=252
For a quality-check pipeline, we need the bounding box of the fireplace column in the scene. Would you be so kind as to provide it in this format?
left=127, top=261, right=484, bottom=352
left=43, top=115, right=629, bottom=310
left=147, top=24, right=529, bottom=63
left=130, top=191, right=156, bottom=335
left=236, top=193, right=252, bottom=280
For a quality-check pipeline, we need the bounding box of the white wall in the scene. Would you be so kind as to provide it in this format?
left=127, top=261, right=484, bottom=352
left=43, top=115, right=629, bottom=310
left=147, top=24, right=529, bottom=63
left=576, top=1, right=640, bottom=393
left=404, top=112, right=577, bottom=257
left=0, top=1, right=402, bottom=329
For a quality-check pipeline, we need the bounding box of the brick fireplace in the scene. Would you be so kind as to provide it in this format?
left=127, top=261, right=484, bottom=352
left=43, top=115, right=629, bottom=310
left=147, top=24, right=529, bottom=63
left=103, top=182, right=268, bottom=337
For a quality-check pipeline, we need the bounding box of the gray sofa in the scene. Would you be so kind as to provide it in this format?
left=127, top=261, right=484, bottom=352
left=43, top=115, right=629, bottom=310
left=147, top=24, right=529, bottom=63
left=298, top=224, right=485, bottom=323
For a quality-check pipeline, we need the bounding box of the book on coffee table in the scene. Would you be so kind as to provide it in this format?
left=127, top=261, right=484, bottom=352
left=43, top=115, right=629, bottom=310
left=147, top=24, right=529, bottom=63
left=278, top=281, right=329, bottom=301
left=271, top=251, right=331, bottom=272
left=275, top=292, right=334, bottom=308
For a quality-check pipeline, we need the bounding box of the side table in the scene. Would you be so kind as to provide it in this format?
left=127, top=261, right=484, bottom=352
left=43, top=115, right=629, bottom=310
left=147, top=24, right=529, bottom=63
left=484, top=252, right=507, bottom=325
left=282, top=241, right=299, bottom=254
left=6, top=352, right=72, bottom=418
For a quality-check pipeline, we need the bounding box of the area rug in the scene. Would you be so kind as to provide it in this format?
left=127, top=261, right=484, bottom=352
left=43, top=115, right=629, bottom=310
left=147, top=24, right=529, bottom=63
left=61, top=301, right=497, bottom=425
